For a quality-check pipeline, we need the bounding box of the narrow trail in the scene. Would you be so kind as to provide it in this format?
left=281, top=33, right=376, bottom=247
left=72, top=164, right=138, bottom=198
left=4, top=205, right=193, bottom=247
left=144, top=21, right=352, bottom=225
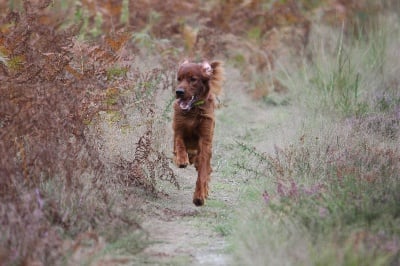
left=132, top=68, right=302, bottom=265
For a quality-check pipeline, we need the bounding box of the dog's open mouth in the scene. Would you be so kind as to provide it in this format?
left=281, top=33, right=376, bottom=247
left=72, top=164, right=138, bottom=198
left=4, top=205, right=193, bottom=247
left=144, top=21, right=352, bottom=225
left=178, top=95, right=196, bottom=111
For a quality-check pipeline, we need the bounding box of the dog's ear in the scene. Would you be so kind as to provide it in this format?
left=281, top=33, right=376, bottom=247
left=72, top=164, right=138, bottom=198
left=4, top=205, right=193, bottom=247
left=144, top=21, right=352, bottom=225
left=210, top=61, right=221, bottom=71
left=180, top=59, right=190, bottom=66
left=209, top=61, right=224, bottom=96
left=201, top=61, right=213, bottom=77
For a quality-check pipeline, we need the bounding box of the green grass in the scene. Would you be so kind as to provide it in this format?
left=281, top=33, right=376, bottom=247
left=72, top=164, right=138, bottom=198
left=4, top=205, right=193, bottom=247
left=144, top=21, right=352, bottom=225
left=280, top=15, right=399, bottom=118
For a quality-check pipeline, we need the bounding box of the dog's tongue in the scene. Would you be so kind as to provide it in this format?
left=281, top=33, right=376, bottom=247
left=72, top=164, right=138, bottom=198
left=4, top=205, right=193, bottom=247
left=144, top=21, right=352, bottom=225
left=179, top=101, right=191, bottom=110
left=179, top=96, right=195, bottom=111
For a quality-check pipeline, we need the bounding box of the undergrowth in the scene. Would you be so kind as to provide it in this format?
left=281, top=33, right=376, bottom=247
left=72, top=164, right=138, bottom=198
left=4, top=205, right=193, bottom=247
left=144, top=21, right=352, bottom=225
left=232, top=111, right=400, bottom=265
left=0, top=2, right=178, bottom=264
left=1, top=0, right=400, bottom=265
left=281, top=13, right=400, bottom=118
left=230, top=10, right=400, bottom=266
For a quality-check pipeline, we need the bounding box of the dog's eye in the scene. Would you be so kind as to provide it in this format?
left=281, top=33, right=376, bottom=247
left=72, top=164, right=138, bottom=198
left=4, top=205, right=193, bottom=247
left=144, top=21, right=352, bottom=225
left=190, top=77, right=197, bottom=82
left=177, top=77, right=182, bottom=82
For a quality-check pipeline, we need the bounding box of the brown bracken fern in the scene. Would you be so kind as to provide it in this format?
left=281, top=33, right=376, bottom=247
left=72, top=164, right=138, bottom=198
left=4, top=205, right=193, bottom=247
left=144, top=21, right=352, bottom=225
left=0, top=1, right=177, bottom=264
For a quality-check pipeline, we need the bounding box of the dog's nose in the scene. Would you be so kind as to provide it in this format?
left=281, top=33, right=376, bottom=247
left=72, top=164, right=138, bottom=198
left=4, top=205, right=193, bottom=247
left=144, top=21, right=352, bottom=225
left=176, top=88, right=185, bottom=97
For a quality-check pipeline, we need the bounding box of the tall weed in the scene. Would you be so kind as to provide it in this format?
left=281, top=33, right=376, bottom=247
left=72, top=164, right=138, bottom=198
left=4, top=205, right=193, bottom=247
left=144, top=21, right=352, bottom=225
left=282, top=15, right=400, bottom=118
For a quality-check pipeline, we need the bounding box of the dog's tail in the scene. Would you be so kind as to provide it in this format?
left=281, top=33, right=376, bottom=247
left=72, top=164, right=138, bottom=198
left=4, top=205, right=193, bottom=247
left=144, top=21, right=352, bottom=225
left=210, top=61, right=224, bottom=96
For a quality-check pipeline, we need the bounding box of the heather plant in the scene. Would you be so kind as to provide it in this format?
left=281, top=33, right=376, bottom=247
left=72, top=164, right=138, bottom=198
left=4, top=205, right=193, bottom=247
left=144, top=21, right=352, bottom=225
left=232, top=116, right=400, bottom=265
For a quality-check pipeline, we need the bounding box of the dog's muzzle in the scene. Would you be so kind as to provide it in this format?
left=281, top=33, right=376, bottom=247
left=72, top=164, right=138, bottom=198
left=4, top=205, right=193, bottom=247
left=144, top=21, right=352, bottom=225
left=176, top=88, right=185, bottom=98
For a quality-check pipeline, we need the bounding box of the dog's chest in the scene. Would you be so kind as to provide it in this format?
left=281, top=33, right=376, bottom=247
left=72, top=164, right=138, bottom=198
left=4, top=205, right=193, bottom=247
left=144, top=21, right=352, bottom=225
left=181, top=115, right=200, bottom=134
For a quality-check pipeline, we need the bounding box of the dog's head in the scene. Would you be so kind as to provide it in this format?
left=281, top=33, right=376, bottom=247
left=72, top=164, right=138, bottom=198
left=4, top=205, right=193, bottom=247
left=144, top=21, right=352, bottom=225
left=175, top=60, right=219, bottom=111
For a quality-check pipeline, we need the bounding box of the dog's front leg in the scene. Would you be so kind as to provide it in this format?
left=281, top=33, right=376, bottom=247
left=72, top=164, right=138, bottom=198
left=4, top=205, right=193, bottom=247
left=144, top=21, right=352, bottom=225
left=174, top=134, right=189, bottom=168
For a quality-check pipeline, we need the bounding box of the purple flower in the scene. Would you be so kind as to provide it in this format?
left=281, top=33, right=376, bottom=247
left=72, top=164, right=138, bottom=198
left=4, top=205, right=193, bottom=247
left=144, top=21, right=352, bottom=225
left=263, top=190, right=270, bottom=204
left=319, top=207, right=328, bottom=218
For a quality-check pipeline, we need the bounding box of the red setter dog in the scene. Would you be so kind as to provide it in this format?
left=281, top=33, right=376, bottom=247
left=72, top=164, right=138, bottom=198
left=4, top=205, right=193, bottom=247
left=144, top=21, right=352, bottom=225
left=172, top=60, right=224, bottom=206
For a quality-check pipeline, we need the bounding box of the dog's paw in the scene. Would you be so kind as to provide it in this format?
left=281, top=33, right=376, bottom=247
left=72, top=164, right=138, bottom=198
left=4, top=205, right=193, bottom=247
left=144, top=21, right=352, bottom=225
left=174, top=154, right=189, bottom=168
left=193, top=189, right=206, bottom=206
left=193, top=197, right=205, bottom=206
left=179, top=163, right=188, bottom=168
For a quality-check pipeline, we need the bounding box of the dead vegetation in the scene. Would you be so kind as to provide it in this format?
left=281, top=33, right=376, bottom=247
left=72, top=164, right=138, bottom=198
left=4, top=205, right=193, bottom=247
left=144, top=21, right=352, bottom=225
left=0, top=1, right=176, bottom=264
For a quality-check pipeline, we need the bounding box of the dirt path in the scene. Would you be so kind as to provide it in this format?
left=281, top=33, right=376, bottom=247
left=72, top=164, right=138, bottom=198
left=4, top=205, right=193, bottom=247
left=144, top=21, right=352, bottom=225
left=131, top=68, right=301, bottom=265
left=135, top=166, right=236, bottom=265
